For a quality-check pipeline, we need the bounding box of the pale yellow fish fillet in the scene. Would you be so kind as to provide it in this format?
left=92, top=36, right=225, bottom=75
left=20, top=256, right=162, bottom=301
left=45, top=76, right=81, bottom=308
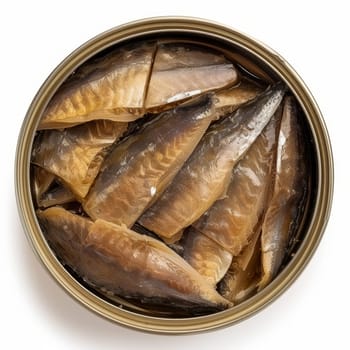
left=259, top=96, right=308, bottom=289
left=84, top=94, right=215, bottom=227
left=145, top=43, right=238, bottom=109
left=182, top=227, right=233, bottom=286
left=32, top=120, right=127, bottom=198
left=139, top=84, right=285, bottom=242
left=37, top=207, right=231, bottom=311
left=38, top=42, right=156, bottom=130
left=193, top=107, right=281, bottom=255
left=85, top=219, right=232, bottom=310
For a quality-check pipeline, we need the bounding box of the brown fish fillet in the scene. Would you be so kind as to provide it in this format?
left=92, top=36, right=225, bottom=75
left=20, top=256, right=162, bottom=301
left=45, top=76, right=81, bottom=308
left=37, top=208, right=231, bottom=311
left=38, top=42, right=156, bottom=129
left=182, top=227, right=233, bottom=286
left=31, top=165, right=55, bottom=206
left=38, top=182, right=75, bottom=208
left=32, top=120, right=127, bottom=198
left=84, top=94, right=215, bottom=227
left=145, top=43, right=238, bottom=109
left=214, top=79, right=263, bottom=118
left=193, top=107, right=281, bottom=255
left=222, top=49, right=275, bottom=83
left=219, top=229, right=261, bottom=304
left=259, top=96, right=308, bottom=289
left=37, top=207, right=93, bottom=268
left=84, top=219, right=232, bottom=310
left=139, top=84, right=285, bottom=242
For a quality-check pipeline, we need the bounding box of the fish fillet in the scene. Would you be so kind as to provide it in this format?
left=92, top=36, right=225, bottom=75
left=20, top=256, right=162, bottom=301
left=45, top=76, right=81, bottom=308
left=145, top=43, right=238, bottom=109
left=32, top=120, right=127, bottom=198
left=37, top=207, right=232, bottom=311
left=84, top=94, right=216, bottom=227
left=139, top=84, right=285, bottom=242
left=259, top=96, right=308, bottom=289
left=182, top=227, right=232, bottom=286
left=38, top=42, right=156, bottom=129
left=193, top=107, right=281, bottom=255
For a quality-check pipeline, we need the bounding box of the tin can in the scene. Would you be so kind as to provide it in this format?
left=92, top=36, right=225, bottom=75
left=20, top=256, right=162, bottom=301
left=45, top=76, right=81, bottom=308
left=15, top=17, right=333, bottom=333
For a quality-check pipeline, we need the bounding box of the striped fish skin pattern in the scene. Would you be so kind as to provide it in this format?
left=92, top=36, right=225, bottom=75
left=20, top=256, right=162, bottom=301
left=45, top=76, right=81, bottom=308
left=84, top=94, right=215, bottom=227
left=139, top=84, right=285, bottom=242
left=38, top=42, right=238, bottom=130
left=193, top=106, right=281, bottom=255
left=38, top=207, right=232, bottom=312
left=32, top=120, right=127, bottom=198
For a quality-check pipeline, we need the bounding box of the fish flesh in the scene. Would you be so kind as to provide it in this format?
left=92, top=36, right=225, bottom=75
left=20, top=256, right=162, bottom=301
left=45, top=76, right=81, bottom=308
left=37, top=207, right=93, bottom=268
left=145, top=43, right=238, bottom=110
left=31, top=165, right=55, bottom=206
left=214, top=79, right=263, bottom=118
left=85, top=219, right=232, bottom=311
left=139, top=84, right=285, bottom=242
left=31, top=165, right=75, bottom=208
left=37, top=207, right=232, bottom=312
left=219, top=229, right=261, bottom=304
left=38, top=42, right=156, bottom=129
left=182, top=227, right=233, bottom=286
left=259, top=96, right=308, bottom=289
left=38, top=42, right=239, bottom=130
left=193, top=106, right=281, bottom=255
left=32, top=120, right=127, bottom=198
left=38, top=182, right=75, bottom=208
left=84, top=94, right=215, bottom=227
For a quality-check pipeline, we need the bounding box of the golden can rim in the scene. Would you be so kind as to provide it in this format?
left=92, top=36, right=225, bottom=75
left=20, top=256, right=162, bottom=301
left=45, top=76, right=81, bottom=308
left=15, top=16, right=334, bottom=334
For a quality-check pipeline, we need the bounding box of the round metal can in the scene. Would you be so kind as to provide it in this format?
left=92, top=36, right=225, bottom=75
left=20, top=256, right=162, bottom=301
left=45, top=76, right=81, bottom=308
left=15, top=17, right=333, bottom=333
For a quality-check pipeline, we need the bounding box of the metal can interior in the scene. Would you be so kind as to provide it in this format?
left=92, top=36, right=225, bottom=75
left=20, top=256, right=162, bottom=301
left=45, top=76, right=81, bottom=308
left=15, top=17, right=333, bottom=333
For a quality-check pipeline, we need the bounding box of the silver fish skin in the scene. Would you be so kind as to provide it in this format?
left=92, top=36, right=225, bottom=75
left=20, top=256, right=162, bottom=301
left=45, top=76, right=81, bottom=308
left=193, top=106, right=281, bottom=255
left=259, top=96, right=307, bottom=289
left=139, top=83, right=285, bottom=242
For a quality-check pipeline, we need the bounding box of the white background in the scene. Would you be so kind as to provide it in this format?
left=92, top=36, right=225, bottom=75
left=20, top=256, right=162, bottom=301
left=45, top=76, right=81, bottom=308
left=2, top=0, right=348, bottom=348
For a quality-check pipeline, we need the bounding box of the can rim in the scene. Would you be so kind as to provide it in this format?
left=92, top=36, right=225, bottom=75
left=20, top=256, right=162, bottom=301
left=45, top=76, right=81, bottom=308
left=15, top=16, right=334, bottom=334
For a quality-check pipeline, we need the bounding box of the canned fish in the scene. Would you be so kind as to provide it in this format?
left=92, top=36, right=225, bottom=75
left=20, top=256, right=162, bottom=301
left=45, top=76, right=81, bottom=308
left=15, top=17, right=333, bottom=333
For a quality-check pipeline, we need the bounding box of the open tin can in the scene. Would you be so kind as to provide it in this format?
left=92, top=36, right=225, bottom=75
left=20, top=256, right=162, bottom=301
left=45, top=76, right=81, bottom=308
left=15, top=17, right=333, bottom=333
